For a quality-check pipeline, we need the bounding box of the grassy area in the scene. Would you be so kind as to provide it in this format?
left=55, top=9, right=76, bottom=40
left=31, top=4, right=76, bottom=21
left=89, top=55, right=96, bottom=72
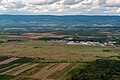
left=0, top=41, right=119, bottom=61
left=19, top=41, right=57, bottom=45
left=0, top=35, right=7, bottom=39
left=32, top=59, right=86, bottom=63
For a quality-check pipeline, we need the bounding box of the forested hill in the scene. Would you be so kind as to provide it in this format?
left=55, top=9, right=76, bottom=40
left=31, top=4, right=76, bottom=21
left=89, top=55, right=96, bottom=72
left=0, top=15, right=120, bottom=28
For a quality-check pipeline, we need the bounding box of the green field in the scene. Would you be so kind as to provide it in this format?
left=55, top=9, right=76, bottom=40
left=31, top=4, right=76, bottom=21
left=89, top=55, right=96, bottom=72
left=0, top=35, right=7, bottom=39
left=0, top=41, right=119, bottom=62
left=0, top=41, right=119, bottom=80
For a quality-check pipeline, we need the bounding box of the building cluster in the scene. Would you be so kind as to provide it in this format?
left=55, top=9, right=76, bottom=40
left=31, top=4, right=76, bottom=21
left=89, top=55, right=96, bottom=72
left=67, top=41, right=116, bottom=47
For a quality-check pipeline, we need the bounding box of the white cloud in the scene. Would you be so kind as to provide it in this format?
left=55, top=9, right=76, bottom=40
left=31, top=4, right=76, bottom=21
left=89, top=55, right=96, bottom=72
left=0, top=0, right=120, bottom=15
left=104, top=0, right=120, bottom=7
left=28, top=0, right=60, bottom=5
left=63, top=0, right=83, bottom=5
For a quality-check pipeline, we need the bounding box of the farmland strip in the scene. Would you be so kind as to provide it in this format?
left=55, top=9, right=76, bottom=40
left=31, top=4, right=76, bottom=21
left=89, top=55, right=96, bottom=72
left=2, top=63, right=38, bottom=76
left=0, top=58, right=19, bottom=65
left=32, top=63, right=70, bottom=80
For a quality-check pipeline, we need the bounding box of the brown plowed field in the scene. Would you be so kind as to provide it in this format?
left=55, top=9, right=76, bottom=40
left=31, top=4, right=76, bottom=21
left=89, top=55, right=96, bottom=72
left=2, top=63, right=38, bottom=76
left=0, top=58, right=19, bottom=65
left=32, top=63, right=70, bottom=80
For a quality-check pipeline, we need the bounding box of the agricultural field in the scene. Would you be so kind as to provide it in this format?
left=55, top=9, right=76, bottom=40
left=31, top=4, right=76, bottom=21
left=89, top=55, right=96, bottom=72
left=0, top=37, right=120, bottom=80
left=0, top=35, right=8, bottom=39
left=0, top=56, right=119, bottom=80
left=0, top=15, right=120, bottom=80
left=0, top=56, right=86, bottom=80
left=0, top=41, right=119, bottom=61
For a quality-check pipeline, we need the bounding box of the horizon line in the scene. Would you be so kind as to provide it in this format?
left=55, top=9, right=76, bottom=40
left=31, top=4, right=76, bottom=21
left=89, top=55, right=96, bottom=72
left=0, top=14, right=120, bottom=16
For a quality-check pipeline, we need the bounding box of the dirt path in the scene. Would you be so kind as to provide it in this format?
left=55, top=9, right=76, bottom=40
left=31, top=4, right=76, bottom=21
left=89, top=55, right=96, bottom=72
left=32, top=63, right=70, bottom=80
left=1, top=63, right=38, bottom=76
left=0, top=58, right=19, bottom=65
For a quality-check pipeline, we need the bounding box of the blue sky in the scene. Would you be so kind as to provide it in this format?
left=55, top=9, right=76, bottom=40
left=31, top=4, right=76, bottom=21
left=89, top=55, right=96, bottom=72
left=0, top=0, right=120, bottom=15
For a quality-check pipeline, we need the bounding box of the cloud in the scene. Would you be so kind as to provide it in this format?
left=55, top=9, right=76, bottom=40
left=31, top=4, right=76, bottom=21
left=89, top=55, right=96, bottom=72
left=0, top=0, right=120, bottom=15
left=0, top=0, right=25, bottom=11
left=63, top=0, right=83, bottom=5
left=29, top=0, right=60, bottom=5
left=99, top=0, right=105, bottom=5
left=104, top=7, right=120, bottom=14
left=104, top=0, right=120, bottom=7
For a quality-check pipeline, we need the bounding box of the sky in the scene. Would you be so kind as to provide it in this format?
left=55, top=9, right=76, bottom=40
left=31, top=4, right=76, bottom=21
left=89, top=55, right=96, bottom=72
left=0, top=0, right=120, bottom=15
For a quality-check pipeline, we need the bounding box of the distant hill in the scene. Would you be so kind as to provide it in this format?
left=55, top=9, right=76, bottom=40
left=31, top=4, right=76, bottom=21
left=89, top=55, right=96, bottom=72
left=0, top=15, right=120, bottom=28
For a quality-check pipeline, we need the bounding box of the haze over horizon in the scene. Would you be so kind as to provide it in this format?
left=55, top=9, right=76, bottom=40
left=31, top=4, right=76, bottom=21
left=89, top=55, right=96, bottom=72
left=0, top=0, right=120, bottom=15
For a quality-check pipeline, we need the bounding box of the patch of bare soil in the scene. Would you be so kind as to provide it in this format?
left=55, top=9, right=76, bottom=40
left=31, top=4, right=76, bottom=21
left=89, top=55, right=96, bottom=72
left=1, top=63, right=38, bottom=76
left=0, top=58, right=19, bottom=65
left=111, top=49, right=120, bottom=53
